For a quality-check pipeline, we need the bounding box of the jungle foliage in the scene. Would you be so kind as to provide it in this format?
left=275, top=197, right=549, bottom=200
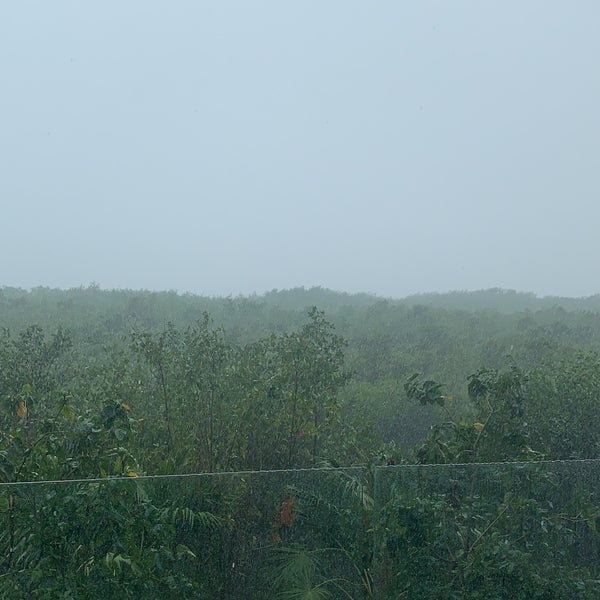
left=1, top=286, right=600, bottom=597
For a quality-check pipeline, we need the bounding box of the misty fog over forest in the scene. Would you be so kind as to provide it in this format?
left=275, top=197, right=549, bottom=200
left=2, top=2, right=600, bottom=598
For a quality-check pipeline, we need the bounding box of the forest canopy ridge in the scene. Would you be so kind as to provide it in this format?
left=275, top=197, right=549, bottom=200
left=2, top=284, right=600, bottom=315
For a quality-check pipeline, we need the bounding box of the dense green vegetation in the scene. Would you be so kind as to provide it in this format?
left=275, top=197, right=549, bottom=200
left=1, top=285, right=600, bottom=597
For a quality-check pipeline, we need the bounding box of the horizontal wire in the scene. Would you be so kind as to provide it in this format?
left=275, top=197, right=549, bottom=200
left=0, top=458, right=599, bottom=487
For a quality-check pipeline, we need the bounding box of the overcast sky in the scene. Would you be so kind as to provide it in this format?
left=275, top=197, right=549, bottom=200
left=2, top=2, right=599, bottom=298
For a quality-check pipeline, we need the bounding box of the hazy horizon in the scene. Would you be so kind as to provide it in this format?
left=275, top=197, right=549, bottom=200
left=2, top=2, right=599, bottom=299
left=3, top=282, right=599, bottom=303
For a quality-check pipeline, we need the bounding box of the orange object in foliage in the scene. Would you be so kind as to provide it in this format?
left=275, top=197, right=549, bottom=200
left=277, top=496, right=295, bottom=527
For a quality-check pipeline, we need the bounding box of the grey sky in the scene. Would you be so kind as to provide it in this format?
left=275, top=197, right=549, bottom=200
left=2, top=1, right=599, bottom=298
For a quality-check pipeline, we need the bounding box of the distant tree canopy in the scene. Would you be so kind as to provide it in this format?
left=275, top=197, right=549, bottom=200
left=2, top=284, right=600, bottom=465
